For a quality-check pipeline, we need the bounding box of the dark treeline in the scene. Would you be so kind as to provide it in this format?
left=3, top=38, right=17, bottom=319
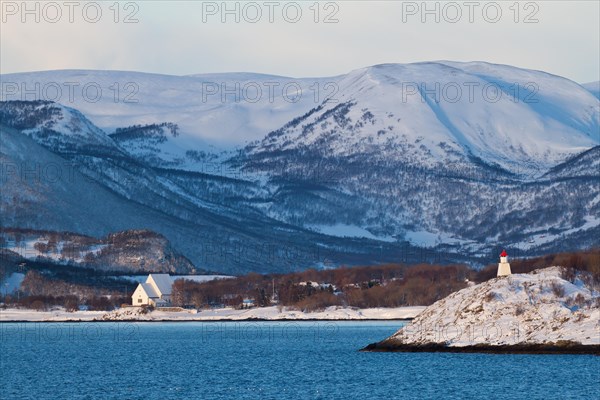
left=17, top=294, right=129, bottom=312
left=0, top=252, right=134, bottom=311
left=172, top=248, right=600, bottom=312
left=172, top=263, right=472, bottom=311
left=2, top=248, right=598, bottom=312
left=6, top=270, right=130, bottom=311
left=111, top=122, right=179, bottom=140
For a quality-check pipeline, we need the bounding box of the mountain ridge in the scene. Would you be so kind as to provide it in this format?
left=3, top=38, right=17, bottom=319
left=1, top=61, right=598, bottom=273
left=4, top=61, right=597, bottom=152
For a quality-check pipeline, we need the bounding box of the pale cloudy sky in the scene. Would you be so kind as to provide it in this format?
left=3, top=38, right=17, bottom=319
left=1, top=1, right=599, bottom=83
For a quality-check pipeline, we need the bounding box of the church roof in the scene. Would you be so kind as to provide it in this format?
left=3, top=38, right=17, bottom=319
left=139, top=283, right=159, bottom=298
left=147, top=274, right=173, bottom=296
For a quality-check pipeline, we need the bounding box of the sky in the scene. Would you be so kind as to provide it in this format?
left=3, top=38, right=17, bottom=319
left=1, top=1, right=599, bottom=83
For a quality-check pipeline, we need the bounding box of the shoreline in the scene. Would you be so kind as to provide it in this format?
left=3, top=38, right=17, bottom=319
left=0, top=305, right=426, bottom=323
left=361, top=341, right=600, bottom=355
left=362, top=267, right=600, bottom=355
left=0, top=318, right=416, bottom=323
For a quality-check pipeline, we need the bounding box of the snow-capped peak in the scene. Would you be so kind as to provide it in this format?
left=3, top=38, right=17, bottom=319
left=249, top=61, right=599, bottom=176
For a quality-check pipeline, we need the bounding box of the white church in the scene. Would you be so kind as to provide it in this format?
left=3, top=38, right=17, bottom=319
left=131, top=274, right=173, bottom=307
left=497, top=249, right=512, bottom=277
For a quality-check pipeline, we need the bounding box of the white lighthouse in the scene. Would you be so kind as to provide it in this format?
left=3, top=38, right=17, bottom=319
left=497, top=249, right=512, bottom=277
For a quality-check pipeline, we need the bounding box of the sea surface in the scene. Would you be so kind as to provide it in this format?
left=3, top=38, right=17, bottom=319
left=1, top=321, right=598, bottom=399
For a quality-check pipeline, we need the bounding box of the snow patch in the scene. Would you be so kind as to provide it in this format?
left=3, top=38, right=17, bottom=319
left=308, top=224, right=395, bottom=242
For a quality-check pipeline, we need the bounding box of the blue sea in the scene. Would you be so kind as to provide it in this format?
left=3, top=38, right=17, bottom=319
left=1, top=321, right=598, bottom=399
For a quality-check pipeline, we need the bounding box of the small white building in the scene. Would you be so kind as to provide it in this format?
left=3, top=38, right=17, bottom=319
left=497, top=249, right=512, bottom=277
left=131, top=274, right=173, bottom=307
left=242, top=298, right=255, bottom=308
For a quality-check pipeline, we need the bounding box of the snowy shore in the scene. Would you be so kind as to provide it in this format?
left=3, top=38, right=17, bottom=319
left=364, top=267, right=600, bottom=354
left=0, top=305, right=426, bottom=322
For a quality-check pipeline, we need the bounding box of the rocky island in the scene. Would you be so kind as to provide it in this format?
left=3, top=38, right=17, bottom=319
left=363, top=266, right=600, bottom=354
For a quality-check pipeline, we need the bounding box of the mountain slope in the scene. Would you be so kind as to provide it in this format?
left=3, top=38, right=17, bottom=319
left=0, top=69, right=335, bottom=148
left=0, top=228, right=197, bottom=274
left=582, top=81, right=600, bottom=100
left=1, top=62, right=599, bottom=272
left=0, top=100, right=119, bottom=154
left=236, top=62, right=599, bottom=256
left=245, top=62, right=599, bottom=176
left=2, top=118, right=437, bottom=274
left=3, top=63, right=597, bottom=175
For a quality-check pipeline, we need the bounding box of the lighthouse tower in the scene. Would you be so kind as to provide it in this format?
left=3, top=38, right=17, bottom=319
left=497, top=249, right=512, bottom=277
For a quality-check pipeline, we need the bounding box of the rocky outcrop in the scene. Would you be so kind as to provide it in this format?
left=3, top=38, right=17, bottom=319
left=363, top=267, right=600, bottom=354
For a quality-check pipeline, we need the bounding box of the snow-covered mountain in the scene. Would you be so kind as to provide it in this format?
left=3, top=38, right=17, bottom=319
left=234, top=63, right=599, bottom=256
left=0, top=69, right=336, bottom=148
left=369, top=267, right=599, bottom=348
left=1, top=61, right=599, bottom=274
left=1, top=111, right=415, bottom=274
left=583, top=81, right=600, bottom=100
left=245, top=62, right=598, bottom=176
left=0, top=100, right=119, bottom=153
left=2, top=63, right=597, bottom=173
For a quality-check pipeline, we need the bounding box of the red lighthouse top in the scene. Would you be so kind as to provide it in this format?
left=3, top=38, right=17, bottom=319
left=500, top=250, right=508, bottom=257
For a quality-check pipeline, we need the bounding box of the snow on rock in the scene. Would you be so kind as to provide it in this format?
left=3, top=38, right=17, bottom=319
left=383, top=267, right=599, bottom=346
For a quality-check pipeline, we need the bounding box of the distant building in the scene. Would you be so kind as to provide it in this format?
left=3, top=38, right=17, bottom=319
left=131, top=274, right=173, bottom=306
left=497, top=250, right=512, bottom=277
left=242, top=298, right=255, bottom=308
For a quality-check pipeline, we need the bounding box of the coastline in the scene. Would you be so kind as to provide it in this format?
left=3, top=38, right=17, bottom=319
left=361, top=341, right=600, bottom=355
left=0, top=318, right=415, bottom=323
left=360, top=268, right=600, bottom=355
left=0, top=305, right=426, bottom=322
